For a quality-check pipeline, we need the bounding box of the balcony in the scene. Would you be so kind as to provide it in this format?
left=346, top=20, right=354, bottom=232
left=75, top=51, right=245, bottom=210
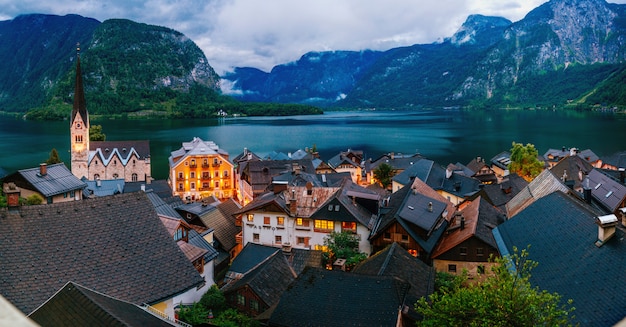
left=202, top=163, right=210, bottom=168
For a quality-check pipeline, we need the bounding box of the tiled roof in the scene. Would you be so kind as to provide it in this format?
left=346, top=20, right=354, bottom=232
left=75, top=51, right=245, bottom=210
left=268, top=267, right=408, bottom=327
left=0, top=192, right=204, bottom=314
left=505, top=169, right=571, bottom=218
left=146, top=190, right=183, bottom=219
left=90, top=140, right=150, bottom=166
left=285, top=248, right=324, bottom=275
left=226, top=243, right=281, bottom=278
left=28, top=281, right=176, bottom=327
left=221, top=250, right=296, bottom=309
left=243, top=159, right=316, bottom=195
left=197, top=198, right=242, bottom=252
left=370, top=154, right=423, bottom=172
left=10, top=163, right=87, bottom=197
left=585, top=169, right=626, bottom=213
left=177, top=240, right=208, bottom=262
left=352, top=242, right=435, bottom=319
left=82, top=177, right=124, bottom=197
left=188, top=229, right=219, bottom=262
left=124, top=180, right=173, bottom=200
left=481, top=173, right=528, bottom=211
left=601, top=151, right=626, bottom=169
left=493, top=191, right=626, bottom=326
left=550, top=155, right=593, bottom=190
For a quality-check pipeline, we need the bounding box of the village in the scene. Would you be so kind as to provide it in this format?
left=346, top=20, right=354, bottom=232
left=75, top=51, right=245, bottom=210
left=2, top=55, right=626, bottom=327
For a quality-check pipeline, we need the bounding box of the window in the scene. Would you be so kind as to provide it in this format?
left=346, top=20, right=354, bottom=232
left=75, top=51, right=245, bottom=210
left=214, top=181, right=220, bottom=188
left=174, top=227, right=187, bottom=241
left=64, top=192, right=68, bottom=198
left=131, top=173, right=138, bottom=182
left=276, top=216, right=285, bottom=226
left=448, top=264, right=457, bottom=273
left=401, top=234, right=409, bottom=243
left=178, top=172, right=183, bottom=179
left=70, top=191, right=75, bottom=198
left=237, top=294, right=245, bottom=306
left=112, top=173, right=119, bottom=179
left=264, top=216, right=271, bottom=225
left=296, top=218, right=310, bottom=227
left=247, top=214, right=254, bottom=222
left=178, top=183, right=183, bottom=191
left=314, top=219, right=334, bottom=232
left=95, top=160, right=98, bottom=165
left=190, top=172, right=195, bottom=179
left=275, top=235, right=282, bottom=244
left=383, top=232, right=391, bottom=240
left=341, top=221, right=357, bottom=233
left=477, top=265, right=485, bottom=274
left=190, top=182, right=195, bottom=190
left=75, top=135, right=83, bottom=143
left=334, top=205, right=340, bottom=211
left=224, top=170, right=229, bottom=177
left=202, top=182, right=209, bottom=189
left=328, top=205, right=333, bottom=211
left=94, top=174, right=100, bottom=180
left=460, top=247, right=468, bottom=256
left=214, top=171, right=219, bottom=177
left=250, top=299, right=259, bottom=312
left=190, top=159, right=196, bottom=167
left=297, top=237, right=306, bottom=245
left=476, top=248, right=484, bottom=257
left=47, top=197, right=53, bottom=204
left=253, top=233, right=260, bottom=243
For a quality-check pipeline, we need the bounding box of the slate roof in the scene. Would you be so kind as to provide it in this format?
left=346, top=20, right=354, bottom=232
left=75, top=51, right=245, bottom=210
left=493, top=191, right=626, bottom=326
left=226, top=243, right=281, bottom=279
left=369, top=153, right=423, bottom=172
left=352, top=242, right=435, bottom=319
left=268, top=267, right=408, bottom=327
left=601, top=151, right=626, bottom=169
left=285, top=248, right=324, bottom=275
left=505, top=169, right=571, bottom=218
left=90, top=140, right=151, bottom=167
left=232, top=148, right=261, bottom=165
left=124, top=180, right=174, bottom=200
left=480, top=173, right=528, bottom=212
left=431, top=196, right=505, bottom=258
left=82, top=178, right=124, bottom=197
left=490, top=151, right=512, bottom=171
left=327, top=149, right=363, bottom=169
left=197, top=198, right=242, bottom=252
left=145, top=190, right=184, bottom=219
left=242, top=159, right=316, bottom=196
left=585, top=169, right=626, bottom=213
left=29, top=282, right=177, bottom=327
left=0, top=192, right=204, bottom=314
left=221, top=249, right=296, bottom=309
left=391, top=158, right=440, bottom=187
left=7, top=163, right=87, bottom=197
left=550, top=155, right=594, bottom=190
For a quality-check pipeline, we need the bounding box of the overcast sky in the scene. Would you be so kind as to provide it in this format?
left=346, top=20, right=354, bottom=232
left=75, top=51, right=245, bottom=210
left=2, top=0, right=626, bottom=75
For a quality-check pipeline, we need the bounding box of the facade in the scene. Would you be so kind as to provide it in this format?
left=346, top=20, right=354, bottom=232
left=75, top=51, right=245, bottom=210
left=168, top=137, right=234, bottom=201
left=69, top=52, right=151, bottom=182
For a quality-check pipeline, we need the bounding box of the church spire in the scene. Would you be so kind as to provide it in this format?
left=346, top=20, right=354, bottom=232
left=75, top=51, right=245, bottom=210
left=71, top=43, right=88, bottom=126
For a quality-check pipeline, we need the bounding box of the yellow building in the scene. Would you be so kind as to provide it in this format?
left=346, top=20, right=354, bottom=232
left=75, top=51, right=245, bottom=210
left=169, top=137, right=234, bottom=201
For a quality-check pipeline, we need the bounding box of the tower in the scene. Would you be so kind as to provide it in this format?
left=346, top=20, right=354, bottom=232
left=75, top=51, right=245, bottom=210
left=70, top=43, right=90, bottom=179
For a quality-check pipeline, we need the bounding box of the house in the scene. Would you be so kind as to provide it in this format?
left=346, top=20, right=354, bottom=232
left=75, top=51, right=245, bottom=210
left=2, top=163, right=86, bottom=204
left=391, top=158, right=440, bottom=192
left=238, top=159, right=316, bottom=203
left=370, top=177, right=455, bottom=263
left=237, top=179, right=379, bottom=255
left=493, top=191, right=626, bottom=326
left=221, top=245, right=297, bottom=317
left=327, top=149, right=366, bottom=184
left=505, top=169, right=572, bottom=218
left=479, top=173, right=528, bottom=213
left=268, top=267, right=409, bottom=327
left=543, top=147, right=598, bottom=169
left=490, top=151, right=511, bottom=181
left=0, top=192, right=205, bottom=320
left=465, top=156, right=497, bottom=184
left=549, top=154, right=593, bottom=192
left=369, top=152, right=423, bottom=186
left=431, top=196, right=505, bottom=278
left=168, top=137, right=234, bottom=201
left=583, top=169, right=626, bottom=216
left=352, top=242, right=435, bottom=322
left=70, top=52, right=151, bottom=183
left=232, top=148, right=261, bottom=204
left=28, top=282, right=180, bottom=327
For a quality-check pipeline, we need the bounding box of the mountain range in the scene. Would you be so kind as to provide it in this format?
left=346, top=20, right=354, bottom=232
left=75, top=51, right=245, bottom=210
left=1, top=0, right=626, bottom=116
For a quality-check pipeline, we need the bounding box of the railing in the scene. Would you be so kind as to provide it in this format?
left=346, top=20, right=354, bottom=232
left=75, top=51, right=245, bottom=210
left=141, top=304, right=192, bottom=327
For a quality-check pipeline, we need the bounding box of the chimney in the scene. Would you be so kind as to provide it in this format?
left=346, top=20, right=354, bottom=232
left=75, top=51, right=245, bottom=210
left=428, top=202, right=433, bottom=212
left=4, top=183, right=21, bottom=209
left=39, top=163, right=47, bottom=176
left=619, top=168, right=625, bottom=184
left=595, top=214, right=618, bottom=247
left=290, top=198, right=297, bottom=214
left=583, top=178, right=592, bottom=204
left=460, top=215, right=465, bottom=230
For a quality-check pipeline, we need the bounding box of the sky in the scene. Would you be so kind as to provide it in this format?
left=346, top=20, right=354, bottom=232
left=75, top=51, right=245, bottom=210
left=2, top=0, right=626, bottom=75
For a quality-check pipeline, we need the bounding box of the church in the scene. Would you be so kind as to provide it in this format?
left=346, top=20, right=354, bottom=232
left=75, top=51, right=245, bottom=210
left=70, top=46, right=152, bottom=182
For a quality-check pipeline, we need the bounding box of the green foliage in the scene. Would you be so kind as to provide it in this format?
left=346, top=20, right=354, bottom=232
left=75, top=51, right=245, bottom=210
left=0, top=195, right=6, bottom=208
left=199, top=284, right=227, bottom=313
left=433, top=271, right=466, bottom=293
left=373, top=163, right=395, bottom=189
left=212, top=308, right=260, bottom=327
left=323, top=231, right=367, bottom=269
left=416, top=247, right=576, bottom=327
left=177, top=302, right=209, bottom=326
left=508, top=142, right=544, bottom=180
left=25, top=194, right=43, bottom=205
left=89, top=125, right=106, bottom=141
left=46, top=148, right=62, bottom=165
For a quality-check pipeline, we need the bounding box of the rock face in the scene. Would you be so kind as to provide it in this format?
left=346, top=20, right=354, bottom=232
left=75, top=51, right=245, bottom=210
left=225, top=0, right=626, bottom=108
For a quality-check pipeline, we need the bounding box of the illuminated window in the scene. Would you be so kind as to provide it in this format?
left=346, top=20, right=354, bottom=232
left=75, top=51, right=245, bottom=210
left=314, top=220, right=334, bottom=232
left=296, top=218, right=310, bottom=227
left=277, top=216, right=285, bottom=226
left=246, top=214, right=254, bottom=222
left=264, top=216, right=270, bottom=225
left=341, top=221, right=356, bottom=232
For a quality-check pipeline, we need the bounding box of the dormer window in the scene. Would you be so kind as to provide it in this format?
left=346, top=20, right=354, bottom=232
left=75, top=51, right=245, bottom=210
left=174, top=226, right=188, bottom=242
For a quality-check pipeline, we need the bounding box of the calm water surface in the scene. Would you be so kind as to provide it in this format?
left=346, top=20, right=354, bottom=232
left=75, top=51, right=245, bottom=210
left=1, top=109, right=625, bottom=180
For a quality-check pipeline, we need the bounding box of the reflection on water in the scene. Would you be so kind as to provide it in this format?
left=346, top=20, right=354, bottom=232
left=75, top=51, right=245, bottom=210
left=0, top=109, right=624, bottom=180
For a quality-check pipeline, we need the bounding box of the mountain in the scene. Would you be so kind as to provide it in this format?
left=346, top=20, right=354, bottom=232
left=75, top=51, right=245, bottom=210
left=224, top=0, right=626, bottom=109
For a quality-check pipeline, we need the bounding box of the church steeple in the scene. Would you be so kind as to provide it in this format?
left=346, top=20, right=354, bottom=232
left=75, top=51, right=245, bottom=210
left=71, top=43, right=88, bottom=126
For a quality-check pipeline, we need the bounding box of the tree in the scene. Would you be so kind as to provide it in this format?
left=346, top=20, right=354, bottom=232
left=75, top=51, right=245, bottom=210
left=373, top=162, right=395, bottom=189
left=323, top=231, right=367, bottom=269
left=508, top=142, right=544, bottom=181
left=415, top=247, right=576, bottom=327
left=89, top=124, right=106, bottom=141
left=177, top=302, right=209, bottom=326
left=199, top=284, right=227, bottom=314
left=46, top=148, right=62, bottom=165
left=25, top=194, right=44, bottom=205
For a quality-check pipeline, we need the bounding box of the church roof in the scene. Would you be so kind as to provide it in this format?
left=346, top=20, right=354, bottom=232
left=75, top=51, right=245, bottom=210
left=89, top=140, right=151, bottom=166
left=70, top=53, right=88, bottom=126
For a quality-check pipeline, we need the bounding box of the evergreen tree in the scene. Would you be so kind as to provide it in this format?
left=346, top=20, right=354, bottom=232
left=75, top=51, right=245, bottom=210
left=90, top=124, right=106, bottom=141
left=46, top=148, right=62, bottom=165
left=373, top=162, right=395, bottom=189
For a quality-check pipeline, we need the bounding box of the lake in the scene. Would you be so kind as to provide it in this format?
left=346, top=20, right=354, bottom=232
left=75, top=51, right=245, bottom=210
left=1, top=109, right=625, bottom=180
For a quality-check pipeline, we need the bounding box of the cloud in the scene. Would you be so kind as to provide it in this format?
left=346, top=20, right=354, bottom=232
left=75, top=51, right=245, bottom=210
left=1, top=0, right=626, bottom=75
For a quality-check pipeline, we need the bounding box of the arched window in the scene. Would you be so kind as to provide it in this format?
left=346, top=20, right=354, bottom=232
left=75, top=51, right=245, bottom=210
left=94, top=174, right=100, bottom=180
left=112, top=173, right=119, bottom=179
left=132, top=173, right=138, bottom=182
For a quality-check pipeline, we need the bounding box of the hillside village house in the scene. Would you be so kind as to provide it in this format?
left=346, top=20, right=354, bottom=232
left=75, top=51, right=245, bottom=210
left=3, top=163, right=86, bottom=204
left=168, top=137, right=234, bottom=201
left=70, top=51, right=152, bottom=183
left=327, top=149, right=366, bottom=184
left=236, top=180, right=379, bottom=256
